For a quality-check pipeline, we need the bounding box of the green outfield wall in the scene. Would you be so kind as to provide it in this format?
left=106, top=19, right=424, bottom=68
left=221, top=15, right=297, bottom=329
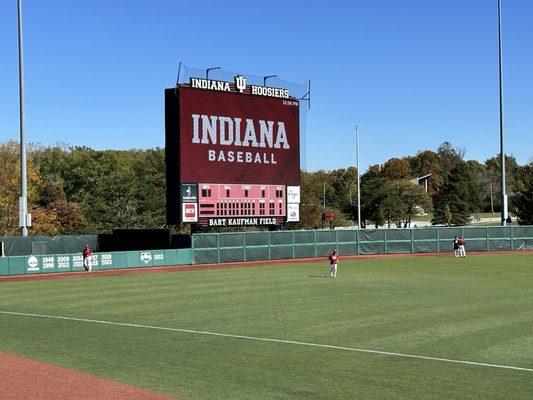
left=0, top=248, right=192, bottom=276
left=2, top=227, right=532, bottom=276
left=191, top=226, right=533, bottom=264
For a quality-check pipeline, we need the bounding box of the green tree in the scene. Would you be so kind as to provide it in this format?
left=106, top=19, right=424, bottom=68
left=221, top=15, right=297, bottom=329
left=443, top=204, right=452, bottom=226
left=511, top=162, right=533, bottom=225
left=437, top=141, right=465, bottom=178
left=483, top=155, right=521, bottom=212
left=433, top=163, right=481, bottom=225
left=130, top=148, right=166, bottom=228
left=393, top=180, right=433, bottom=226
left=360, top=166, right=388, bottom=228
left=406, top=150, right=444, bottom=197
left=295, top=171, right=325, bottom=229
left=378, top=184, right=404, bottom=228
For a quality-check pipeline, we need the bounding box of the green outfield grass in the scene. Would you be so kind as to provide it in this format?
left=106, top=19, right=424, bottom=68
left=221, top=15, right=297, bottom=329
left=1, top=254, right=532, bottom=399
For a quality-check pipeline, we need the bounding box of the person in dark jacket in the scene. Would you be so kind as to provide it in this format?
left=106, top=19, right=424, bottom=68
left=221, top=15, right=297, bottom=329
left=452, top=236, right=460, bottom=257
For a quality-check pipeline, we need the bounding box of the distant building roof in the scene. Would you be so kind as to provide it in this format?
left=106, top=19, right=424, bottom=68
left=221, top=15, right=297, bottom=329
left=410, top=174, right=432, bottom=192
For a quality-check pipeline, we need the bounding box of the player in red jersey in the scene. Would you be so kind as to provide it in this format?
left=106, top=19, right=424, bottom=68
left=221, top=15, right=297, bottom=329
left=83, top=244, right=93, bottom=272
left=458, top=236, right=466, bottom=258
left=328, top=249, right=339, bottom=278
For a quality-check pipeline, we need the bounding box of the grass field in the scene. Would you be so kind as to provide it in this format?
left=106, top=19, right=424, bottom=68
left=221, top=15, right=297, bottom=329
left=1, top=253, right=532, bottom=399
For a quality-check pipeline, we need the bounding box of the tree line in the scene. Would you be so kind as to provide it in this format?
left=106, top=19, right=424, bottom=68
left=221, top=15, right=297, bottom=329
left=297, top=142, right=533, bottom=229
left=0, top=140, right=532, bottom=236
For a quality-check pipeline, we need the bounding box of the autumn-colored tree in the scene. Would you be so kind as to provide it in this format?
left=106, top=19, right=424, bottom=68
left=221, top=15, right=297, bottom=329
left=294, top=171, right=325, bottom=229
left=29, top=207, right=60, bottom=236
left=406, top=150, right=444, bottom=198
left=0, top=142, right=20, bottom=236
left=0, top=141, right=52, bottom=235
left=381, top=158, right=412, bottom=180
left=1, top=140, right=529, bottom=234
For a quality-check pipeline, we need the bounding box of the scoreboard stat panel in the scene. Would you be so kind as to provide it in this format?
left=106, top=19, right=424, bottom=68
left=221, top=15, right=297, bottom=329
left=198, top=183, right=285, bottom=218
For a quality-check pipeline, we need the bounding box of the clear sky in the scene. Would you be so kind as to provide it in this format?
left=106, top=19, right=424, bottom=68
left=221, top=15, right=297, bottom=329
left=1, top=0, right=531, bottom=172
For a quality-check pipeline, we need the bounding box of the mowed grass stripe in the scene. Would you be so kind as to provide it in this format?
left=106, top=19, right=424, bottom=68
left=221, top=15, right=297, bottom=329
left=1, top=309, right=532, bottom=373
left=0, top=253, right=532, bottom=400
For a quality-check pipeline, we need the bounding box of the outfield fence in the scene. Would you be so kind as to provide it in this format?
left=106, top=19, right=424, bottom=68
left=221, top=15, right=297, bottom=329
left=2, top=227, right=532, bottom=276
left=0, top=248, right=192, bottom=276
left=192, top=226, right=533, bottom=264
left=0, top=234, right=98, bottom=257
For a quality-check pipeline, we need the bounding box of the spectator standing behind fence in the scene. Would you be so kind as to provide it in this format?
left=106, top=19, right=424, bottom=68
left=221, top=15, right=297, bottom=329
left=458, top=236, right=466, bottom=258
left=83, top=244, right=93, bottom=272
left=328, top=249, right=339, bottom=278
left=453, top=236, right=460, bottom=257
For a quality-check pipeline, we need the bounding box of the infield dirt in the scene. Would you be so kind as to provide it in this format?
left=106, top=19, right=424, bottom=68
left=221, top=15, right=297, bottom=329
left=0, top=352, right=180, bottom=400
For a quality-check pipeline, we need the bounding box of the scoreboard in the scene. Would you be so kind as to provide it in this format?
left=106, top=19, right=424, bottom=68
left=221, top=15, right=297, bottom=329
left=165, top=75, right=301, bottom=227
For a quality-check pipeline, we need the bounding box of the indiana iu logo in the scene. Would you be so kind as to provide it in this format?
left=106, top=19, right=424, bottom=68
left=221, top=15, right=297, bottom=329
left=234, top=75, right=246, bottom=93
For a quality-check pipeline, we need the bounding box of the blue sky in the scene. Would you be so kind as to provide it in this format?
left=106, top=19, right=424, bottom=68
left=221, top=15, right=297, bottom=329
left=0, top=0, right=531, bottom=172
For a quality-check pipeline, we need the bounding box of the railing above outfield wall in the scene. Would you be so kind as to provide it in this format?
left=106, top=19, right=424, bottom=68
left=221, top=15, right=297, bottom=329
left=0, top=234, right=99, bottom=257
left=191, top=226, right=533, bottom=264
left=0, top=248, right=192, bottom=277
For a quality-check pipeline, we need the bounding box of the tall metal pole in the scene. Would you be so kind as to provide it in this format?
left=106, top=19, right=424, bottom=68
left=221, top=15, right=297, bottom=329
left=497, top=0, right=508, bottom=226
left=356, top=124, right=361, bottom=229
left=17, top=0, right=28, bottom=236
left=490, top=181, right=495, bottom=214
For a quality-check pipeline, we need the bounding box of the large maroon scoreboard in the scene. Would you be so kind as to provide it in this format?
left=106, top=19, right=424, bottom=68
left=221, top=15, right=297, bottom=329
left=165, top=76, right=301, bottom=227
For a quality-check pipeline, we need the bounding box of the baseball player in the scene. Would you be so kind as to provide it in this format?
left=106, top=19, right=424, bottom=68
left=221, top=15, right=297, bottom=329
left=458, top=236, right=466, bottom=258
left=328, top=249, right=339, bottom=278
left=83, top=244, right=93, bottom=272
left=452, top=236, right=460, bottom=257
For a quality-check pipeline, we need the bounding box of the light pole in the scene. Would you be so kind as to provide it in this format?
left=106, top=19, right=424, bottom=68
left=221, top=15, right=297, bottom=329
left=356, top=124, right=361, bottom=229
left=497, top=0, right=508, bottom=226
left=17, top=0, right=28, bottom=236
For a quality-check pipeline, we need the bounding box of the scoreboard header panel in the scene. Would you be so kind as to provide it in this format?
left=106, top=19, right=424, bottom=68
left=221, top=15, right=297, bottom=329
left=177, top=86, right=300, bottom=185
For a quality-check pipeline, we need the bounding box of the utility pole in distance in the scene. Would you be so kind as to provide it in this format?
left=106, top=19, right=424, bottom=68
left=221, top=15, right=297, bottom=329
left=356, top=124, right=361, bottom=229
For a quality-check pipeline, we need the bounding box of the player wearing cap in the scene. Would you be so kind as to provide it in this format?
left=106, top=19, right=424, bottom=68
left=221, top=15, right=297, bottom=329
left=328, top=249, right=339, bottom=278
left=452, top=236, right=460, bottom=257
left=458, top=236, right=466, bottom=258
left=83, top=244, right=93, bottom=272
